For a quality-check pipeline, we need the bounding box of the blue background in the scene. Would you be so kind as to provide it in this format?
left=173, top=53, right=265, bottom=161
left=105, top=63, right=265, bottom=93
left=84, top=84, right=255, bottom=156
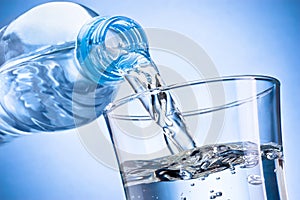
left=0, top=0, right=299, bottom=199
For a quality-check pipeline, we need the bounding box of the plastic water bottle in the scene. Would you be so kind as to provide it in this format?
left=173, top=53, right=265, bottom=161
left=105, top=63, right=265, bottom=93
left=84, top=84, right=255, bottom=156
left=0, top=2, right=149, bottom=142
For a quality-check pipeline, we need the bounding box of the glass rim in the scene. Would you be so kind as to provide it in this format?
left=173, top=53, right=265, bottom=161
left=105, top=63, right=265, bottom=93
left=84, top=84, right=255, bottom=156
left=104, top=75, right=280, bottom=116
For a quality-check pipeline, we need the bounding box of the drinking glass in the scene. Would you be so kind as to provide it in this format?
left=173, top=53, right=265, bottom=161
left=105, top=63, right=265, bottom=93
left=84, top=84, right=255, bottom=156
left=104, top=75, right=288, bottom=200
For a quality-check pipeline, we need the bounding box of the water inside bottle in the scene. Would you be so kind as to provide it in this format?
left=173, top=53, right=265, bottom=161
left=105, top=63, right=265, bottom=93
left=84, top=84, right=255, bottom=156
left=0, top=42, right=118, bottom=140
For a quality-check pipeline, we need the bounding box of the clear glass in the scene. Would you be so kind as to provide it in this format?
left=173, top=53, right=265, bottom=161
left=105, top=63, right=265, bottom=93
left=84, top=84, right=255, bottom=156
left=104, top=75, right=287, bottom=200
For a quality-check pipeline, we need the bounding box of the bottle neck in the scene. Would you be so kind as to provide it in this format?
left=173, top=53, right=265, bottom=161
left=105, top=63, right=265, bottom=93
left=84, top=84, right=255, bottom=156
left=76, top=16, right=149, bottom=84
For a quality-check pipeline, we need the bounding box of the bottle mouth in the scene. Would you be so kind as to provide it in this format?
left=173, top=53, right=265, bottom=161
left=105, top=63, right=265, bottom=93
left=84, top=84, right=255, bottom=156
left=76, top=16, right=149, bottom=84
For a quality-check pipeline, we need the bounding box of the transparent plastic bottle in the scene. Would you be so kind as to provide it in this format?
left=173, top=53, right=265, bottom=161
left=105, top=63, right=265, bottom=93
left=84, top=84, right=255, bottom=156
left=0, top=2, right=149, bottom=142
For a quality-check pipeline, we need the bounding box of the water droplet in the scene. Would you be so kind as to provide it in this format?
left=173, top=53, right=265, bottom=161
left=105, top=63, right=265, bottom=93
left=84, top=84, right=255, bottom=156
left=247, top=174, right=262, bottom=185
left=216, top=177, right=220, bottom=180
left=231, top=171, right=236, bottom=174
left=191, top=183, right=195, bottom=186
left=210, top=195, right=216, bottom=199
left=210, top=190, right=214, bottom=193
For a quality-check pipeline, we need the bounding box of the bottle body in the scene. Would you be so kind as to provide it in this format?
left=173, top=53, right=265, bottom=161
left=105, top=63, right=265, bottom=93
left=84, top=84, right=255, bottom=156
left=0, top=42, right=118, bottom=134
left=0, top=2, right=119, bottom=141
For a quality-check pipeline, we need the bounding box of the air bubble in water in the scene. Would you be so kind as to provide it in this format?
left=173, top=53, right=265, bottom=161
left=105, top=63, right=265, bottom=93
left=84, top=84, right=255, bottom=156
left=216, top=192, right=222, bottom=197
left=266, top=151, right=279, bottom=160
left=179, top=169, right=192, bottom=180
left=213, top=146, right=218, bottom=153
left=247, top=174, right=262, bottom=185
left=201, top=160, right=210, bottom=170
left=180, top=192, right=186, bottom=200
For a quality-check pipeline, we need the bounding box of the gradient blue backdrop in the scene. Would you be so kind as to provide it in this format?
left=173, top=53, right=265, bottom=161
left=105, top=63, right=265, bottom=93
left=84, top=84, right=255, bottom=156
left=0, top=0, right=299, bottom=199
